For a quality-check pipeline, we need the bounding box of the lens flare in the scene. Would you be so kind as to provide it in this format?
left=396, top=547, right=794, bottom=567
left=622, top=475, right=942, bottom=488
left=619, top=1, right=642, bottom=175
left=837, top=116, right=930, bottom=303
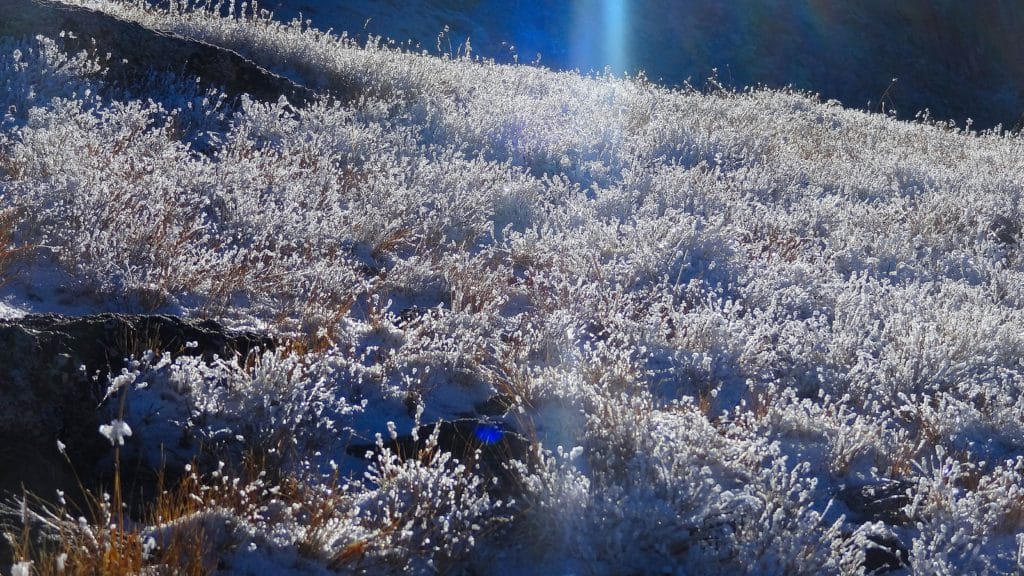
left=474, top=423, right=504, bottom=444
left=602, top=0, right=627, bottom=73
left=571, top=0, right=630, bottom=75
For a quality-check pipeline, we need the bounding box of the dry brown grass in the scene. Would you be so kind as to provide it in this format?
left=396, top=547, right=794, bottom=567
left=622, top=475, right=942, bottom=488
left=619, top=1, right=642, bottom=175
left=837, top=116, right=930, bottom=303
left=3, top=449, right=287, bottom=576
left=290, top=467, right=352, bottom=566
left=0, top=208, right=32, bottom=289
left=371, top=225, right=414, bottom=260
left=5, top=440, right=149, bottom=576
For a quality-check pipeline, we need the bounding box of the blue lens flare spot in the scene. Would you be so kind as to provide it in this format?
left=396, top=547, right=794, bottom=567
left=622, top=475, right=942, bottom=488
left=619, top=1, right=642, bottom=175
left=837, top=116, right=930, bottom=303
left=474, top=423, right=503, bottom=444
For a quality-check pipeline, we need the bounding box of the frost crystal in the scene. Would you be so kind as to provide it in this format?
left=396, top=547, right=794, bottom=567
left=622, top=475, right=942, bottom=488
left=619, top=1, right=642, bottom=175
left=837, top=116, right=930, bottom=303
left=99, top=419, right=133, bottom=446
left=3, top=4, right=1024, bottom=573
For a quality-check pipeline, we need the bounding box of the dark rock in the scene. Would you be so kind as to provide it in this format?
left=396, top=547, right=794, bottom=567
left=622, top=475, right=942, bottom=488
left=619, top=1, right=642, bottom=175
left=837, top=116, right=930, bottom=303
left=989, top=215, right=1020, bottom=246
left=0, top=313, right=273, bottom=500
left=347, top=418, right=533, bottom=491
left=837, top=479, right=914, bottom=525
left=396, top=306, right=428, bottom=327
left=0, top=313, right=273, bottom=569
left=0, top=0, right=317, bottom=105
left=862, top=532, right=909, bottom=574
left=474, top=394, right=515, bottom=417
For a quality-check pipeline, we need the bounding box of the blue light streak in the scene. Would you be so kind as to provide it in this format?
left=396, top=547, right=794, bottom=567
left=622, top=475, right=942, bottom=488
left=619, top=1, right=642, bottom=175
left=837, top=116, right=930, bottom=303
left=602, top=0, right=627, bottom=73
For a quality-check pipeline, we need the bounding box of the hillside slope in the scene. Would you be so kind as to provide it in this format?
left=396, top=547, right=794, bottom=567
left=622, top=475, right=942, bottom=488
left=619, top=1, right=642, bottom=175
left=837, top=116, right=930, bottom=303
left=261, top=0, right=1024, bottom=130
left=1, top=1, right=1023, bottom=574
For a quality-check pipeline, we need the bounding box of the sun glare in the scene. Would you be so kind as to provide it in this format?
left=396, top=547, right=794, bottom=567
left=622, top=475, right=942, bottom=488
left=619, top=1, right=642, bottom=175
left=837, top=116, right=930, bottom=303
left=571, top=0, right=630, bottom=75
left=602, top=0, right=628, bottom=73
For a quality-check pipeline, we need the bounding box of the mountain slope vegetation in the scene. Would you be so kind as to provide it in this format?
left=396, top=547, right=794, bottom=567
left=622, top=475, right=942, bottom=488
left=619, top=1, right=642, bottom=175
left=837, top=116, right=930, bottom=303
left=1, top=1, right=1023, bottom=573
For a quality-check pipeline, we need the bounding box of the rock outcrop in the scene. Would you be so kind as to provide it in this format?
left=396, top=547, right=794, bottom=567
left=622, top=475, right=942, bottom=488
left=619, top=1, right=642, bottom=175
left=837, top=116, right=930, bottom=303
left=0, top=0, right=317, bottom=104
left=0, top=313, right=272, bottom=501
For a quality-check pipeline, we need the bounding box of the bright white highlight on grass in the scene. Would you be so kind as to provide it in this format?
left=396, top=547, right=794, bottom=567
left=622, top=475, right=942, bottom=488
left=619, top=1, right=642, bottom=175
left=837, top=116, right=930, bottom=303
left=99, top=419, right=133, bottom=446
left=4, top=3, right=1024, bottom=573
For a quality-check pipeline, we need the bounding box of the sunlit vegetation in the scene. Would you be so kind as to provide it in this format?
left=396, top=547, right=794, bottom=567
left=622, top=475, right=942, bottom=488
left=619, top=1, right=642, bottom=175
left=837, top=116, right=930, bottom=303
left=2, top=1, right=1024, bottom=573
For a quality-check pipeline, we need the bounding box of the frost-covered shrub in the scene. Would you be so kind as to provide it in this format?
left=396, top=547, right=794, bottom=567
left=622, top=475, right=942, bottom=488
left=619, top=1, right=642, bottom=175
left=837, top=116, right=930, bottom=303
left=98, top=346, right=363, bottom=475
left=0, top=35, right=103, bottom=131
left=333, top=424, right=503, bottom=573
left=5, top=1, right=1024, bottom=572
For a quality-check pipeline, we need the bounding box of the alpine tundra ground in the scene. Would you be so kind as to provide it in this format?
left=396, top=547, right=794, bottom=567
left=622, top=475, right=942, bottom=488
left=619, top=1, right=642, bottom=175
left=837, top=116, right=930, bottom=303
left=1, top=1, right=1023, bottom=574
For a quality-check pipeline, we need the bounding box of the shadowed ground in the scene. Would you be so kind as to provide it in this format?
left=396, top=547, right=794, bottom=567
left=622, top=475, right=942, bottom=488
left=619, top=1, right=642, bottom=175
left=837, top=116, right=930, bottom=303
left=0, top=0, right=317, bottom=104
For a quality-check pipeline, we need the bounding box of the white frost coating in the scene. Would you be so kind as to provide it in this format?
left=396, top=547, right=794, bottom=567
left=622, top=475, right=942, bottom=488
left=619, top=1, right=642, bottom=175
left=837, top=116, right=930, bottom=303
left=2, top=3, right=1024, bottom=574
left=0, top=301, right=24, bottom=319
left=99, top=419, right=133, bottom=446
